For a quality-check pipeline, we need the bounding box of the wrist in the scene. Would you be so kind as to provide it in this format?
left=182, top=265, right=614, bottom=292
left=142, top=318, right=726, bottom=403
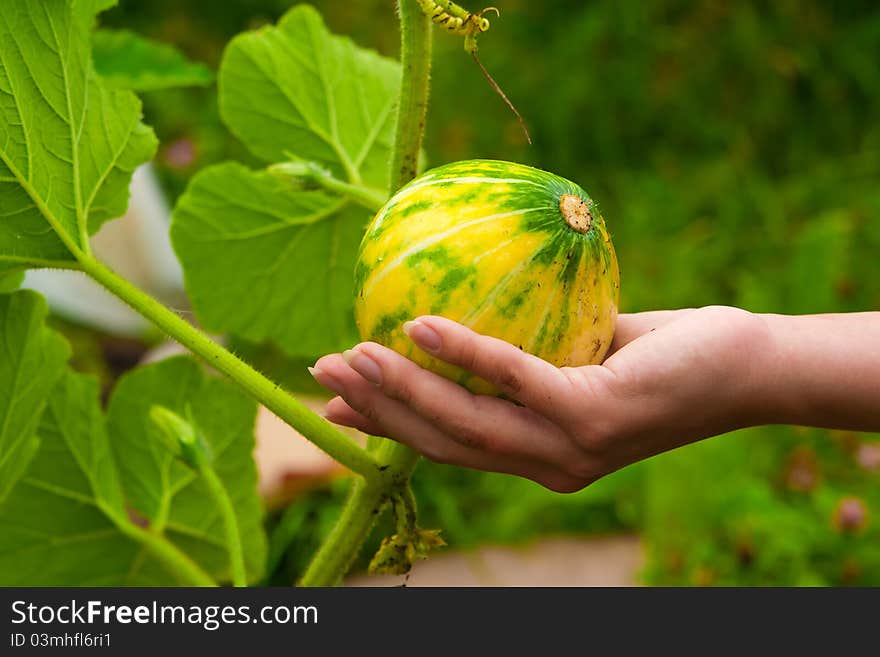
left=717, top=308, right=788, bottom=429
left=739, top=312, right=797, bottom=426
left=753, top=312, right=849, bottom=427
left=751, top=312, right=880, bottom=431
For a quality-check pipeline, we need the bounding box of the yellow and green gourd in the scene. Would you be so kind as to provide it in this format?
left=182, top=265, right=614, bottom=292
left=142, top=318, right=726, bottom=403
left=354, top=159, right=619, bottom=395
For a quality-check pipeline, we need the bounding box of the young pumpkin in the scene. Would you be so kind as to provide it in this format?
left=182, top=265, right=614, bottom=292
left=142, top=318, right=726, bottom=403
left=354, top=159, right=619, bottom=395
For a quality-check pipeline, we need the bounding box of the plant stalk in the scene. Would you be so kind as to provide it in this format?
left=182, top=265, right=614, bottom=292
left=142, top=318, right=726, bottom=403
left=380, top=0, right=433, bottom=482
left=299, top=0, right=433, bottom=587
left=78, top=256, right=381, bottom=482
left=269, top=161, right=386, bottom=212
left=389, top=0, right=433, bottom=190
left=118, top=520, right=217, bottom=586
left=297, top=478, right=387, bottom=587
left=199, top=464, right=248, bottom=587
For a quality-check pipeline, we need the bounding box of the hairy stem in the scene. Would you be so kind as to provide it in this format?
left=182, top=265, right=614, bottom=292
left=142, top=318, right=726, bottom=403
left=381, top=0, right=433, bottom=483
left=389, top=0, right=433, bottom=190
left=298, top=478, right=387, bottom=587
left=199, top=464, right=247, bottom=587
left=299, top=0, right=433, bottom=587
left=375, top=437, right=421, bottom=485
left=269, top=161, right=387, bottom=212
left=393, top=482, right=419, bottom=536
left=79, top=256, right=381, bottom=481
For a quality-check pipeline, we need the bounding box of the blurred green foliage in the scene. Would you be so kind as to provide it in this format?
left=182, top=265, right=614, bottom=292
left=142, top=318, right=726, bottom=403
left=99, top=0, right=880, bottom=585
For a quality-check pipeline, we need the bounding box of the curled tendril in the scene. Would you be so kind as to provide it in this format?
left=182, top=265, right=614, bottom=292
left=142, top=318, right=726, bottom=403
left=472, top=7, right=499, bottom=32
left=420, top=1, right=532, bottom=144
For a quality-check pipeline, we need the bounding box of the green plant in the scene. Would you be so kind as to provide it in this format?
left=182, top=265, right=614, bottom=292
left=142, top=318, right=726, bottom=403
left=4, top=0, right=879, bottom=589
left=0, top=0, right=501, bottom=586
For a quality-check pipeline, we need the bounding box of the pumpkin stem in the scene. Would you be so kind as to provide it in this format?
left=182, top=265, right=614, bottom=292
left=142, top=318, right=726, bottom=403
left=560, top=194, right=593, bottom=233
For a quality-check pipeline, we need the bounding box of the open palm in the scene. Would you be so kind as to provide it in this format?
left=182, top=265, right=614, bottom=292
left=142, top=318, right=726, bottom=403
left=310, top=306, right=773, bottom=492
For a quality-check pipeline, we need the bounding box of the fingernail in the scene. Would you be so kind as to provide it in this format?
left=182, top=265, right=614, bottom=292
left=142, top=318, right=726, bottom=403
left=403, top=320, right=441, bottom=353
left=342, top=349, right=382, bottom=385
left=308, top=366, right=345, bottom=395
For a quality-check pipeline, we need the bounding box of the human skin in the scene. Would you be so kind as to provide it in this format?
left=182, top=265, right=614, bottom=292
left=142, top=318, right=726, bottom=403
left=309, top=306, right=880, bottom=493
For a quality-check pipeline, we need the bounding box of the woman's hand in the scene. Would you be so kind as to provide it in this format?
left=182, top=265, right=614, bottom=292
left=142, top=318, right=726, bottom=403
left=310, top=306, right=880, bottom=492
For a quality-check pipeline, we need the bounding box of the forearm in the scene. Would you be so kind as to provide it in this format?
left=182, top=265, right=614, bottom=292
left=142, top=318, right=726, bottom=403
left=756, top=312, right=880, bottom=431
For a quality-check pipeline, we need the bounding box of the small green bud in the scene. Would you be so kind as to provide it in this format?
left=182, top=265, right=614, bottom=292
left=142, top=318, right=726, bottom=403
left=149, top=405, right=210, bottom=469
left=267, top=160, right=330, bottom=188
left=267, top=160, right=311, bottom=179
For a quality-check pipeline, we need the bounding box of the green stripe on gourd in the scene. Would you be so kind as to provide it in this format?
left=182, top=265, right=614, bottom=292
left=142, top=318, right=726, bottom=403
left=354, top=159, right=619, bottom=395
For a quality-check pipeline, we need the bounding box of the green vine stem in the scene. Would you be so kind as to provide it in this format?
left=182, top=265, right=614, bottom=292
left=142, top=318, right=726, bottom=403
left=375, top=0, right=432, bottom=483
left=117, top=518, right=217, bottom=586
left=298, top=478, right=387, bottom=587
left=149, top=405, right=246, bottom=585
left=370, top=0, right=430, bottom=498
left=299, top=0, right=433, bottom=587
left=199, top=464, right=248, bottom=587
left=375, top=435, right=421, bottom=486
left=389, top=0, right=433, bottom=189
left=78, top=256, right=381, bottom=482
left=268, top=161, right=387, bottom=212
left=393, top=483, right=419, bottom=536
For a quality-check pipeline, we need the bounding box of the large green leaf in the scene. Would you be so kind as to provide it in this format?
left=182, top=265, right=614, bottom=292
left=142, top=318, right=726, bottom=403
left=0, top=370, right=175, bottom=585
left=172, top=4, right=399, bottom=357
left=172, top=162, right=364, bottom=356
left=106, top=356, right=266, bottom=583
left=0, top=271, right=23, bottom=293
left=92, top=29, right=214, bottom=91
left=0, top=291, right=69, bottom=502
left=218, top=4, right=399, bottom=187
left=0, top=357, right=266, bottom=585
left=0, top=0, right=157, bottom=273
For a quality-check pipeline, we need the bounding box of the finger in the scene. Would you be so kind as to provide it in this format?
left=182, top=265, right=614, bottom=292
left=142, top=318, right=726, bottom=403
left=314, top=354, right=482, bottom=466
left=402, top=316, right=570, bottom=414
left=315, top=354, right=553, bottom=460
left=325, top=390, right=594, bottom=494
left=342, top=342, right=579, bottom=465
left=311, top=355, right=581, bottom=489
left=609, top=309, right=696, bottom=355
left=322, top=377, right=596, bottom=494
left=324, top=396, right=382, bottom=434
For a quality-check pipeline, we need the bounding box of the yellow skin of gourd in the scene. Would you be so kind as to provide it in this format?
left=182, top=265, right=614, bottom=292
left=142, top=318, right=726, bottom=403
left=355, top=171, right=619, bottom=395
